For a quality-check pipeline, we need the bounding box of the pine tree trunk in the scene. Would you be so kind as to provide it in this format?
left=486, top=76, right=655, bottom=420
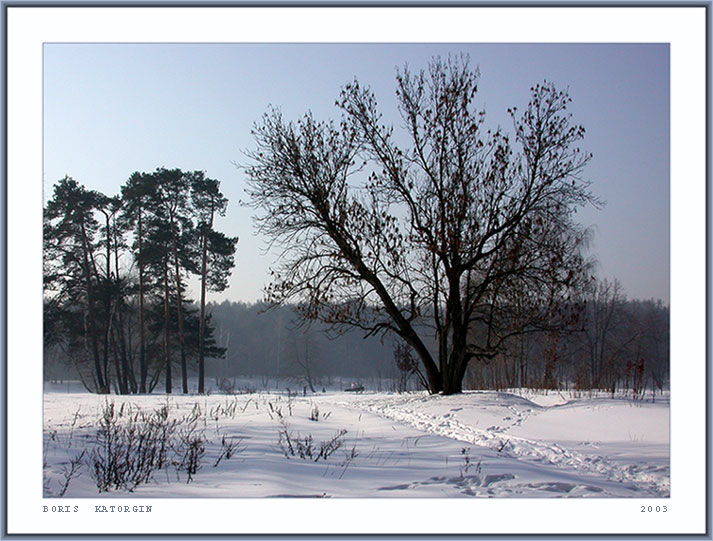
left=102, top=213, right=112, bottom=394
left=80, top=221, right=106, bottom=393
left=137, top=210, right=148, bottom=394
left=198, top=231, right=208, bottom=394
left=163, top=264, right=172, bottom=394
left=170, top=232, right=189, bottom=395
left=112, top=224, right=136, bottom=393
left=84, top=302, right=105, bottom=393
left=112, top=331, right=128, bottom=395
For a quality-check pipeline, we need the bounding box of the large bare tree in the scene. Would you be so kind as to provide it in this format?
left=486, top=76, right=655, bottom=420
left=245, top=56, right=599, bottom=394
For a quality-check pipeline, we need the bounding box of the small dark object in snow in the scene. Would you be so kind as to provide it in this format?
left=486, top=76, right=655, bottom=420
left=344, top=383, right=364, bottom=393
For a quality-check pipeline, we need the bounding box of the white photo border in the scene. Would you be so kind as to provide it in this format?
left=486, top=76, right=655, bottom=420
left=5, top=4, right=707, bottom=536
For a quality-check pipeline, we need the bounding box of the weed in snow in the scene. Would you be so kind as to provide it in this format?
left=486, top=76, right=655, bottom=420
left=58, top=450, right=86, bottom=497
left=83, top=399, right=247, bottom=492
left=214, top=435, right=244, bottom=468
left=277, top=417, right=347, bottom=462
left=459, top=447, right=482, bottom=479
left=308, top=403, right=332, bottom=422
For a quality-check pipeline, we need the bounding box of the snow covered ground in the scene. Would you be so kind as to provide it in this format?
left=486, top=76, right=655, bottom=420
left=43, top=386, right=669, bottom=498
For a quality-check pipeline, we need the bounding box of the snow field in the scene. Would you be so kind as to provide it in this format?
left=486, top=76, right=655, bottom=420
left=43, top=389, right=669, bottom=498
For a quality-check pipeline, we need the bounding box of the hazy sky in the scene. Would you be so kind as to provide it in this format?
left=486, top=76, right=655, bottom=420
left=43, top=43, right=669, bottom=304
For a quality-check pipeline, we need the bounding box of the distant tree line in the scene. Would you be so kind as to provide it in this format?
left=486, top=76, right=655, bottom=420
left=44, top=285, right=668, bottom=396
left=207, top=289, right=667, bottom=396
left=153, top=290, right=676, bottom=396
left=205, top=301, right=397, bottom=388
left=43, top=169, right=238, bottom=395
left=464, top=279, right=669, bottom=397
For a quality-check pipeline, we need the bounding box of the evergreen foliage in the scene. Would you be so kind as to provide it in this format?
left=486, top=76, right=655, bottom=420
left=43, top=169, right=237, bottom=394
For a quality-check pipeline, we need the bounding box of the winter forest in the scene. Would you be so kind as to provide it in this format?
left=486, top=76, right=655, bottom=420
left=42, top=53, right=670, bottom=500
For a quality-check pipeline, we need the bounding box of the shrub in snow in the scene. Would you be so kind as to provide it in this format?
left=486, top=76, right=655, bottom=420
left=213, top=435, right=244, bottom=468
left=88, top=400, right=216, bottom=491
left=277, top=418, right=347, bottom=462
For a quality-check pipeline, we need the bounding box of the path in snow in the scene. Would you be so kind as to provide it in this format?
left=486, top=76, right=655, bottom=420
left=328, top=392, right=669, bottom=497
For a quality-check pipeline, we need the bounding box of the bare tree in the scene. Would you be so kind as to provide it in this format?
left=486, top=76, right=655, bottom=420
left=582, top=278, right=626, bottom=390
left=290, top=329, right=319, bottom=393
left=393, top=340, right=428, bottom=393
left=245, top=56, right=599, bottom=394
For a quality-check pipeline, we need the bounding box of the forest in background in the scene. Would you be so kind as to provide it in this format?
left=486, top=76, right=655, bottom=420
left=209, top=292, right=669, bottom=396
left=45, top=291, right=669, bottom=397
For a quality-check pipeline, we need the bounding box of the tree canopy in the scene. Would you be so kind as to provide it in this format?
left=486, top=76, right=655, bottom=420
left=44, top=169, right=237, bottom=394
left=245, top=55, right=600, bottom=394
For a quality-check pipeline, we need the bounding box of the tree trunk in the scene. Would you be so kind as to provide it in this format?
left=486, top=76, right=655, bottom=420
left=112, top=222, right=137, bottom=394
left=418, top=354, right=443, bottom=394
left=83, top=302, right=105, bottom=393
left=198, top=230, right=208, bottom=394
left=112, top=331, right=128, bottom=395
left=102, top=213, right=113, bottom=394
left=442, top=373, right=463, bottom=395
left=113, top=322, right=135, bottom=394
left=80, top=223, right=106, bottom=393
left=163, top=264, right=172, bottom=394
left=114, top=304, right=137, bottom=394
left=137, top=209, right=148, bottom=394
left=170, top=231, right=189, bottom=395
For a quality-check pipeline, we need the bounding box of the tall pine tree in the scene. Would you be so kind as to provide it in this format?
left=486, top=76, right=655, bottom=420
left=190, top=172, right=238, bottom=394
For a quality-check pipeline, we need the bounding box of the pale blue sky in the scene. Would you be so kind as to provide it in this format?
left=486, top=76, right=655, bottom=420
left=43, top=43, right=669, bottom=303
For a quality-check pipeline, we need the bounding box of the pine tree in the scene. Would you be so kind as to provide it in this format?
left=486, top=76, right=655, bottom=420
left=120, top=172, right=156, bottom=393
left=44, top=177, right=109, bottom=393
left=189, top=172, right=238, bottom=394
